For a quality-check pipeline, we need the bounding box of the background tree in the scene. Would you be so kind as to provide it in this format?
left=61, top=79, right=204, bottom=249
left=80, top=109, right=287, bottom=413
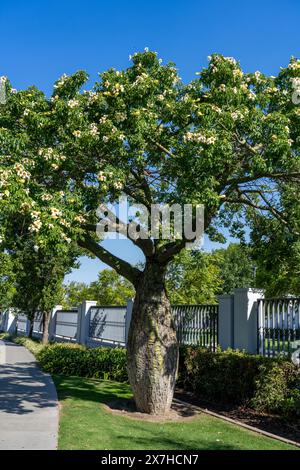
left=166, top=243, right=256, bottom=303
left=11, top=239, right=80, bottom=343
left=62, top=269, right=134, bottom=307
left=0, top=252, right=16, bottom=310
left=166, top=249, right=222, bottom=304
left=1, top=52, right=300, bottom=414
left=89, top=269, right=134, bottom=305
left=215, top=243, right=256, bottom=294
left=250, top=182, right=300, bottom=296
left=62, top=281, right=94, bottom=309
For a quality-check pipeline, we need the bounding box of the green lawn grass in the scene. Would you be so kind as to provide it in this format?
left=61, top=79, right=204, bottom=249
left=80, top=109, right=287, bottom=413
left=0, top=333, right=44, bottom=355
left=54, top=375, right=298, bottom=450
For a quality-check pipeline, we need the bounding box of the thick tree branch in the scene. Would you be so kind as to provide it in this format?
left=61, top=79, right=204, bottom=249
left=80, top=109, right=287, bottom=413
left=156, top=240, right=186, bottom=264
left=82, top=204, right=154, bottom=258
left=77, top=233, right=142, bottom=286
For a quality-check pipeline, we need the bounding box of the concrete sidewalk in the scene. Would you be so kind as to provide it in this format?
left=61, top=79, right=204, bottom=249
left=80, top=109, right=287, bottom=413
left=0, top=340, right=58, bottom=450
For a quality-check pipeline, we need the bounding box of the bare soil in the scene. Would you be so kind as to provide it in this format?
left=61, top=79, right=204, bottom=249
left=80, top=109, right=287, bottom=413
left=103, top=398, right=200, bottom=422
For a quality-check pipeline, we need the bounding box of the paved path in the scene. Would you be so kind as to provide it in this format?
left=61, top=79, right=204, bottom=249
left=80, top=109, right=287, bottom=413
left=0, top=340, right=58, bottom=450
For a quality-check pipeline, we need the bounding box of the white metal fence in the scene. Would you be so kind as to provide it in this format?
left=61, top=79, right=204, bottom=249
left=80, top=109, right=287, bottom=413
left=1, top=290, right=300, bottom=364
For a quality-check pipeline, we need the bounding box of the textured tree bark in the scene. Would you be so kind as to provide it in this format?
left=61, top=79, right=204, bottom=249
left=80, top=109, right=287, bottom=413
left=42, top=311, right=51, bottom=345
left=127, top=261, right=179, bottom=415
left=28, top=321, right=33, bottom=339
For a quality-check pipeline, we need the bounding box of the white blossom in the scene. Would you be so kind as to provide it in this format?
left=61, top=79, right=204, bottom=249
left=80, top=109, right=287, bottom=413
left=211, top=105, right=222, bottom=114
left=184, top=132, right=216, bottom=145
left=29, top=219, right=42, bottom=233
left=115, top=112, right=126, bottom=122
left=73, top=130, right=82, bottom=138
left=14, top=163, right=31, bottom=180
left=97, top=171, right=106, bottom=181
left=54, top=74, right=68, bottom=88
left=75, top=215, right=86, bottom=223
left=112, top=83, right=124, bottom=95
left=89, top=123, right=99, bottom=136
left=288, top=61, right=300, bottom=70
left=291, top=77, right=300, bottom=88
left=233, top=69, right=243, bottom=78
left=231, top=111, right=244, bottom=120
left=68, top=99, right=79, bottom=108
left=99, top=115, right=108, bottom=124
left=50, top=207, right=62, bottom=219
left=41, top=193, right=53, bottom=201
left=62, top=234, right=72, bottom=244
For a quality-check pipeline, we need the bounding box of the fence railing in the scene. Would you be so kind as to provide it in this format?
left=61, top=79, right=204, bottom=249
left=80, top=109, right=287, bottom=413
left=54, top=309, right=78, bottom=341
left=88, top=305, right=127, bottom=346
left=258, top=298, right=300, bottom=360
left=2, top=291, right=299, bottom=365
left=173, top=304, right=218, bottom=351
left=33, top=312, right=44, bottom=337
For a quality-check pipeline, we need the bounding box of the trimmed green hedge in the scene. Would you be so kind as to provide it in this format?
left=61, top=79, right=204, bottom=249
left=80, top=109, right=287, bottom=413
left=35, top=341, right=300, bottom=419
left=37, top=343, right=127, bottom=382
left=179, top=346, right=300, bottom=419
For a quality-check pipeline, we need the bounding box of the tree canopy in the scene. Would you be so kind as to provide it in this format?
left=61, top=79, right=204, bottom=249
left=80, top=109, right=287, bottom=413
left=1, top=51, right=299, bottom=279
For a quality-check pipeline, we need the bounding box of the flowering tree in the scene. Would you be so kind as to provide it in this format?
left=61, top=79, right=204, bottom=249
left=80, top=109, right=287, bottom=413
left=1, top=52, right=300, bottom=414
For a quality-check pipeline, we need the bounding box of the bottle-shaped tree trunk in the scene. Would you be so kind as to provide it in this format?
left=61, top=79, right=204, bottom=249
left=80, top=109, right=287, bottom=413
left=127, top=261, right=178, bottom=415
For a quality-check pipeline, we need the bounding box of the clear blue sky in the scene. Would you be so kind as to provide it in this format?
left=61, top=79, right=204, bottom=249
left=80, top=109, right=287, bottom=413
left=1, top=0, right=299, bottom=283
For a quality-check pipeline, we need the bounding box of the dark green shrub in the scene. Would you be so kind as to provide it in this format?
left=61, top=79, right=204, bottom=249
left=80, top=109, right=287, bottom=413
left=281, top=389, right=300, bottom=420
left=179, top=346, right=300, bottom=419
left=37, top=343, right=128, bottom=382
left=251, top=361, right=300, bottom=418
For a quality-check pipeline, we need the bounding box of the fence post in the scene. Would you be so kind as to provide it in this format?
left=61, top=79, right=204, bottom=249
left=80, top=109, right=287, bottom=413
left=78, top=300, right=97, bottom=345
left=49, top=305, right=62, bottom=341
left=233, top=288, right=264, bottom=354
left=218, top=294, right=234, bottom=350
left=5, top=308, right=17, bottom=335
left=125, top=298, right=134, bottom=346
left=25, top=316, right=31, bottom=337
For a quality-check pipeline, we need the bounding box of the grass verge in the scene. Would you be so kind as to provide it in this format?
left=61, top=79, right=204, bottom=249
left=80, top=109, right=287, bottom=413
left=54, top=375, right=298, bottom=450
left=0, top=333, right=44, bottom=356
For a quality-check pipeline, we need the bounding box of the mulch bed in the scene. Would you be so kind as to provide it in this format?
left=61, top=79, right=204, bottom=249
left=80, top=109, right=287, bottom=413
left=104, top=398, right=200, bottom=422
left=174, top=388, right=300, bottom=444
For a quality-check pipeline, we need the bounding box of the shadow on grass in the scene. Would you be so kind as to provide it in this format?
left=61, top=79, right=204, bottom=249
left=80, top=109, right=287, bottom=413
left=53, top=375, right=131, bottom=404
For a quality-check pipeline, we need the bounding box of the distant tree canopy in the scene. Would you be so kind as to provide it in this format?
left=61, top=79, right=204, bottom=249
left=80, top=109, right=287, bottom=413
left=0, top=252, right=16, bottom=310
left=62, top=268, right=134, bottom=308
left=214, top=243, right=256, bottom=295
left=167, top=243, right=256, bottom=303
left=250, top=182, right=300, bottom=297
